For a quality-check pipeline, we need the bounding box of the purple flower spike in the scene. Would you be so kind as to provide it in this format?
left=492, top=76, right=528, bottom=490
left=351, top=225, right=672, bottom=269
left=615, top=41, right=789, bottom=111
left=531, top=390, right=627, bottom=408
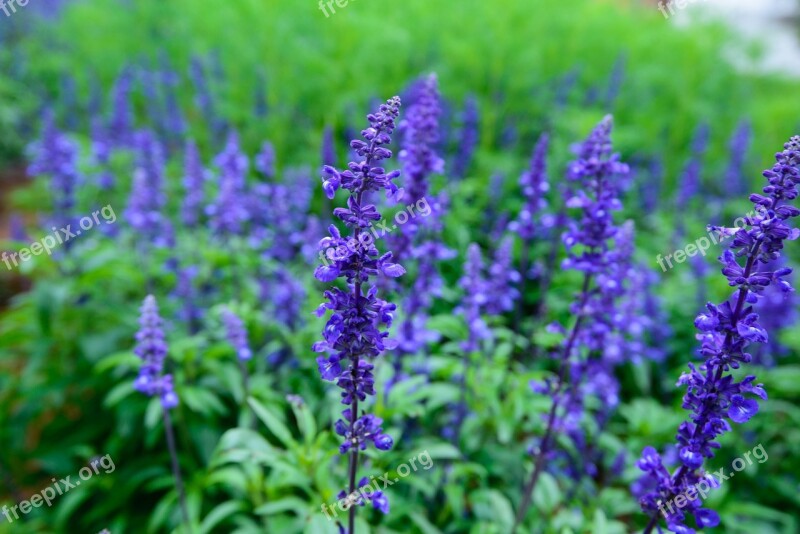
left=222, top=308, right=252, bottom=361
left=312, top=96, right=403, bottom=526
left=638, top=136, right=800, bottom=534
left=133, top=296, right=178, bottom=410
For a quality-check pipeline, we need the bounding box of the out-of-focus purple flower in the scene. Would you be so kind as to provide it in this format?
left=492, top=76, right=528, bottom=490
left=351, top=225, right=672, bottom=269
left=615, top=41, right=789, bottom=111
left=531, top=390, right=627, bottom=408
left=637, top=136, right=800, bottom=534
left=125, top=130, right=171, bottom=246
left=181, top=140, right=206, bottom=228
left=452, top=95, right=479, bottom=179
left=398, top=74, right=444, bottom=205
left=207, top=132, right=250, bottom=236
left=485, top=235, right=521, bottom=315
left=675, top=123, right=710, bottom=210
left=725, top=119, right=752, bottom=198
left=255, top=141, right=276, bottom=178
left=172, top=265, right=203, bottom=334
left=28, top=111, right=81, bottom=228
left=458, top=243, right=491, bottom=352
left=90, top=117, right=115, bottom=190
left=133, top=295, right=178, bottom=409
left=321, top=126, right=337, bottom=168
left=109, top=68, right=135, bottom=147
left=510, top=133, right=551, bottom=242
left=222, top=308, right=252, bottom=361
left=259, top=267, right=306, bottom=330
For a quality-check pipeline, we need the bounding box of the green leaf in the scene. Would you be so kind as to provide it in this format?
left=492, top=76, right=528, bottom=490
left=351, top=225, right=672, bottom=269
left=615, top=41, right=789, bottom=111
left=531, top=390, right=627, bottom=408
left=248, top=397, right=296, bottom=447
left=200, top=501, right=247, bottom=534
left=255, top=496, right=308, bottom=516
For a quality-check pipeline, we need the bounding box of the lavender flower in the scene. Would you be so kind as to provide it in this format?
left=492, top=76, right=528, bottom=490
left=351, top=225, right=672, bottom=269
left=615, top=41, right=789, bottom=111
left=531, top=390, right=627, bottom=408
left=312, top=97, right=403, bottom=530
left=515, top=115, right=630, bottom=529
left=485, top=236, right=521, bottom=315
left=322, top=125, right=337, bottom=168
left=458, top=243, right=490, bottom=353
left=255, top=141, right=276, bottom=178
left=222, top=308, right=252, bottom=361
left=398, top=74, right=444, bottom=205
left=28, top=111, right=81, bottom=228
left=638, top=136, right=800, bottom=534
left=133, top=295, right=178, bottom=409
left=90, top=117, right=115, bottom=190
left=675, top=123, right=710, bottom=210
left=510, top=132, right=551, bottom=242
left=109, top=68, right=134, bottom=147
left=181, top=140, right=206, bottom=228
left=452, top=95, right=479, bottom=179
left=725, top=119, right=752, bottom=198
left=207, top=132, right=250, bottom=236
left=125, top=131, right=171, bottom=246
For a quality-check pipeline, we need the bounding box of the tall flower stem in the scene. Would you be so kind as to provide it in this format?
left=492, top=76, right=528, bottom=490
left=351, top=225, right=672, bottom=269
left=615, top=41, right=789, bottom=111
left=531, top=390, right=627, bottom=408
left=347, top=355, right=360, bottom=534
left=513, top=274, right=592, bottom=531
left=163, top=409, right=191, bottom=532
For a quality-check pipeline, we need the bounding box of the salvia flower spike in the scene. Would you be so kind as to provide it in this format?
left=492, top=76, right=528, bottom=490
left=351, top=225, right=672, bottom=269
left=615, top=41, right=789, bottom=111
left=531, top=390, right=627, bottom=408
left=312, top=96, right=403, bottom=532
left=638, top=136, right=800, bottom=534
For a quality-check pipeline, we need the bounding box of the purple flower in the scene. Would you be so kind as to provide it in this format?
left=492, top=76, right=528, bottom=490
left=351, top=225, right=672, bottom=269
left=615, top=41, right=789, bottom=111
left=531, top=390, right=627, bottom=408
left=452, top=95, right=479, bottom=179
left=485, top=235, right=521, bottom=315
left=637, top=136, right=800, bottom=533
left=675, top=123, right=710, bottom=210
left=458, top=243, right=491, bottom=352
left=125, top=130, right=172, bottom=247
left=27, top=110, right=81, bottom=228
left=222, top=308, right=252, bottom=361
left=313, top=98, right=403, bottom=478
left=725, top=119, right=752, bottom=198
left=109, top=67, right=134, bottom=147
left=509, top=132, right=551, bottom=242
left=133, top=295, right=178, bottom=410
left=255, top=141, right=276, bottom=178
left=207, top=131, right=250, bottom=235
left=181, top=140, right=206, bottom=228
left=322, top=126, right=337, bottom=168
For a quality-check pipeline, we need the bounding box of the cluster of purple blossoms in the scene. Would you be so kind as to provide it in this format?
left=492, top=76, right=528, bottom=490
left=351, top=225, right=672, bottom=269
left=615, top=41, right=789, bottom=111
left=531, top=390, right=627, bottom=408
left=452, top=95, right=479, bottom=179
left=221, top=308, right=252, bottom=361
left=255, top=141, right=276, bottom=178
left=109, top=68, right=135, bottom=147
left=675, top=123, right=710, bottom=211
left=312, top=98, right=404, bottom=521
left=90, top=117, right=115, bottom=190
left=125, top=130, right=173, bottom=247
left=181, top=140, right=207, bottom=228
left=458, top=243, right=491, bottom=353
left=521, top=116, right=630, bottom=509
left=133, top=295, right=178, bottom=409
left=207, top=132, right=250, bottom=236
left=484, top=236, right=521, bottom=315
left=724, top=119, right=752, bottom=198
left=389, top=75, right=453, bottom=364
left=28, top=111, right=81, bottom=228
left=509, top=132, right=552, bottom=244
left=637, top=136, right=800, bottom=534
